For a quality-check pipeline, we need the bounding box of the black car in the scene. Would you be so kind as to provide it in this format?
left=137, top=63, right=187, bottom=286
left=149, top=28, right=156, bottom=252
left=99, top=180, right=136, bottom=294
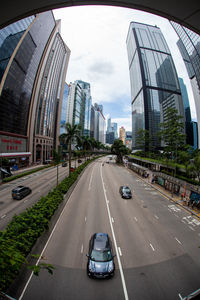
left=62, top=162, right=67, bottom=167
left=119, top=186, right=132, bottom=199
left=12, top=186, right=32, bottom=200
left=86, top=233, right=115, bottom=278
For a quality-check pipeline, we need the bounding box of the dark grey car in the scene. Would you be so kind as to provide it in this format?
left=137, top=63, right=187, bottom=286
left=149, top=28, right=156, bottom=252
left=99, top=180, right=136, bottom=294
left=86, top=233, right=115, bottom=278
left=119, top=186, right=132, bottom=199
left=12, top=186, right=32, bottom=200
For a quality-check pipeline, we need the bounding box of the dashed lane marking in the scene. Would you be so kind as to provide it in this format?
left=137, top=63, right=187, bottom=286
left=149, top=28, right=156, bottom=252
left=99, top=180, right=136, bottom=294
left=150, top=244, right=155, bottom=251
left=175, top=237, right=182, bottom=245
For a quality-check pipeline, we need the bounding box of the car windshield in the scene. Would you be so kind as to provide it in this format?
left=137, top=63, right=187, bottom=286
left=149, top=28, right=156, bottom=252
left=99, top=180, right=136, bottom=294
left=91, top=250, right=112, bottom=262
left=123, top=188, right=130, bottom=193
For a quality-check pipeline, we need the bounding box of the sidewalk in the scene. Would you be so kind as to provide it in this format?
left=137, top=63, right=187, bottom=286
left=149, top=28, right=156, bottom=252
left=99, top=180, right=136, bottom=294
left=141, top=173, right=200, bottom=219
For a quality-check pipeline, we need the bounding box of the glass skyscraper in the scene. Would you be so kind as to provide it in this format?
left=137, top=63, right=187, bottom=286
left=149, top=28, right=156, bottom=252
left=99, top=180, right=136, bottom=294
left=0, top=12, right=70, bottom=165
left=60, top=83, right=69, bottom=135
left=170, top=21, right=200, bottom=148
left=76, top=80, right=91, bottom=136
left=126, top=22, right=184, bottom=150
left=66, top=80, right=90, bottom=136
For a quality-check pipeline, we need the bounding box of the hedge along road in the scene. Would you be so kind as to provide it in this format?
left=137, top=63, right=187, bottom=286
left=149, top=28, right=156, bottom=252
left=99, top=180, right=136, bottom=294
left=0, top=156, right=104, bottom=294
left=0, top=159, right=85, bottom=230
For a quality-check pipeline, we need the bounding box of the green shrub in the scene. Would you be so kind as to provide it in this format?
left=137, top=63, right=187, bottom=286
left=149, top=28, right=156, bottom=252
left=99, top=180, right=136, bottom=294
left=0, top=156, right=102, bottom=291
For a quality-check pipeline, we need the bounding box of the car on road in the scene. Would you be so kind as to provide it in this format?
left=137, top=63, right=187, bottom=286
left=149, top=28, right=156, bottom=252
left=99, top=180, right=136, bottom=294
left=43, top=160, right=52, bottom=165
left=12, top=186, right=32, bottom=200
left=62, top=162, right=67, bottom=167
left=86, top=233, right=115, bottom=278
left=119, top=186, right=132, bottom=199
left=70, top=166, right=76, bottom=172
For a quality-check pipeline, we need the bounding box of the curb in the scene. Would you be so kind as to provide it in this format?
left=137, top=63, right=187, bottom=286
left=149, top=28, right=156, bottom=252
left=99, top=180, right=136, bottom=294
left=131, top=169, right=200, bottom=219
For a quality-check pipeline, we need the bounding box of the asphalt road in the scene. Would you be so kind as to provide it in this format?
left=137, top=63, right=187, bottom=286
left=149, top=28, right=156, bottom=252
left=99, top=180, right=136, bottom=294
left=0, top=161, right=80, bottom=230
left=17, top=157, right=200, bottom=300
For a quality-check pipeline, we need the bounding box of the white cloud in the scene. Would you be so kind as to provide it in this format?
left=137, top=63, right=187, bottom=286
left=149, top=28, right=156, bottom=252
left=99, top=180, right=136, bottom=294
left=53, top=5, right=197, bottom=124
left=112, top=117, right=132, bottom=132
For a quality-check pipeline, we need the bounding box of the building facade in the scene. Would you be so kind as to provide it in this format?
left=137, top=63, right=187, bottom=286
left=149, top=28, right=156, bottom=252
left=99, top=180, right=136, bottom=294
left=125, top=131, right=132, bottom=149
left=106, top=117, right=118, bottom=144
left=170, top=21, right=200, bottom=148
left=91, top=103, right=105, bottom=144
left=66, top=80, right=91, bottom=136
left=126, top=22, right=184, bottom=150
left=0, top=12, right=70, bottom=166
left=60, top=83, right=69, bottom=135
left=119, top=126, right=126, bottom=145
left=179, top=78, right=198, bottom=148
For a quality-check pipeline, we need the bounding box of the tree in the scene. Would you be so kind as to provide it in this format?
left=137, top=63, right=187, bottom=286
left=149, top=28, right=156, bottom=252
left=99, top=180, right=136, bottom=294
left=59, top=123, right=81, bottom=176
left=53, top=148, right=62, bottom=186
left=135, top=129, right=154, bottom=154
left=158, top=107, right=186, bottom=160
left=81, top=136, right=92, bottom=161
left=111, top=140, right=129, bottom=163
left=186, top=151, right=200, bottom=182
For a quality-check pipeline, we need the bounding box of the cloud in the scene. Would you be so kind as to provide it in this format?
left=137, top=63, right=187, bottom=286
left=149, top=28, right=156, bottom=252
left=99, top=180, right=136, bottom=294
left=54, top=5, right=197, bottom=126
left=89, top=60, right=114, bottom=75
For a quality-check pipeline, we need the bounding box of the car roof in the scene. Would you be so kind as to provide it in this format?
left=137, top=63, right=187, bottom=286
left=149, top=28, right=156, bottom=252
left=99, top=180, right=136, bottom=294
left=121, top=186, right=130, bottom=189
left=12, top=186, right=26, bottom=191
left=93, top=233, right=110, bottom=251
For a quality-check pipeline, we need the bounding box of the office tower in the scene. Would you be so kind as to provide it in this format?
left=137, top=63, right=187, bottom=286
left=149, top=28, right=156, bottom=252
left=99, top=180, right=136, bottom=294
left=76, top=80, right=91, bottom=136
left=112, top=122, right=118, bottom=139
left=107, top=117, right=112, bottom=133
left=106, top=118, right=118, bottom=144
left=119, top=126, right=126, bottom=145
left=60, top=83, right=69, bottom=135
left=66, top=80, right=91, bottom=137
left=91, top=103, right=105, bottom=144
left=0, top=12, right=70, bottom=166
left=125, top=131, right=132, bottom=149
left=179, top=78, right=198, bottom=148
left=170, top=21, right=200, bottom=148
left=126, top=22, right=184, bottom=150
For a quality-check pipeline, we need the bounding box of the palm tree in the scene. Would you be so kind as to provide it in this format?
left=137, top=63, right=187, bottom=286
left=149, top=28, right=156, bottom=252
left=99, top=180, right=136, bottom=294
left=59, top=123, right=81, bottom=176
left=53, top=148, right=62, bottom=186
left=81, top=136, right=92, bottom=161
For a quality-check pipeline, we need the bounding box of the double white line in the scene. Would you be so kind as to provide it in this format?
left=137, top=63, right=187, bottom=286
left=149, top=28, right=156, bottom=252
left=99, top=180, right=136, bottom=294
left=100, top=165, right=129, bottom=300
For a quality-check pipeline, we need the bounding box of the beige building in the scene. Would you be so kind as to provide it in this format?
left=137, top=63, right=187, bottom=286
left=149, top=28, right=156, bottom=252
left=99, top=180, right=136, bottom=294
left=119, top=126, right=126, bottom=145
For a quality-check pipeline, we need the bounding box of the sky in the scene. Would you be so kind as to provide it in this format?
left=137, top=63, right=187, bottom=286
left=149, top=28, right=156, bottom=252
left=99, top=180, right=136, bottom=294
left=53, top=5, right=197, bottom=132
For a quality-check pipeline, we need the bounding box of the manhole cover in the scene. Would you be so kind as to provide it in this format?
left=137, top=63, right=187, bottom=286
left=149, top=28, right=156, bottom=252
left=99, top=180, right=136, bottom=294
left=143, top=205, right=147, bottom=208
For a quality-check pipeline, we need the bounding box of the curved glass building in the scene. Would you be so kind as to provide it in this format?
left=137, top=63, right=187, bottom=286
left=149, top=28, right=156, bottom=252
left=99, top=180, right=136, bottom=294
left=0, top=11, right=70, bottom=166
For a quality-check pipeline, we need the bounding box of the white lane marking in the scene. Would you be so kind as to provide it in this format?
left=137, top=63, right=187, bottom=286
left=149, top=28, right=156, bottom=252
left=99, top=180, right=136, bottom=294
left=134, top=217, right=138, bottom=222
left=85, top=217, right=87, bottom=222
left=175, top=237, right=182, bottom=245
left=81, top=244, right=84, bottom=254
left=168, top=205, right=181, bottom=212
left=118, top=247, right=122, bottom=256
left=111, top=217, right=114, bottom=223
left=19, top=185, right=82, bottom=300
left=1, top=214, right=6, bottom=219
left=182, top=216, right=200, bottom=227
left=23, top=199, right=28, bottom=203
left=100, top=166, right=129, bottom=300
left=150, top=244, right=155, bottom=251
left=154, top=215, right=159, bottom=220
left=88, top=166, right=95, bottom=191
left=189, top=226, right=195, bottom=231
left=174, top=214, right=179, bottom=218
